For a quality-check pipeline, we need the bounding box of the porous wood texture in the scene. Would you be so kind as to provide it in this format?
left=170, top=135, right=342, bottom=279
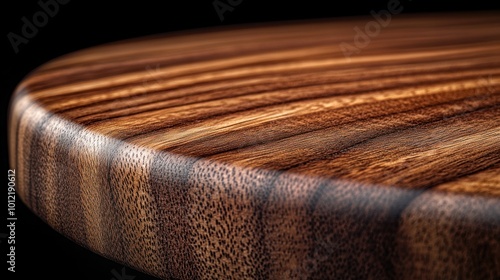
left=8, top=12, right=500, bottom=279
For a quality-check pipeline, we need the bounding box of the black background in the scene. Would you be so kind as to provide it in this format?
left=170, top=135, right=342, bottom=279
left=2, top=1, right=500, bottom=279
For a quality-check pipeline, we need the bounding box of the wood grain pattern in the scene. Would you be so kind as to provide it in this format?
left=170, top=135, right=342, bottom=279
left=8, top=12, right=500, bottom=279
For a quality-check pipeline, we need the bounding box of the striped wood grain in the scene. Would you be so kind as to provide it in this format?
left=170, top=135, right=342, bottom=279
left=8, top=12, right=500, bottom=279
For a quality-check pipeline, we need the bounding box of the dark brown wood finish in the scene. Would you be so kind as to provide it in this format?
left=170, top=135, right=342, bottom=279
left=8, top=12, right=500, bottom=279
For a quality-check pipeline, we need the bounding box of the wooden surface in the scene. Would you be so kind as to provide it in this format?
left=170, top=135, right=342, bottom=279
left=8, top=12, right=500, bottom=279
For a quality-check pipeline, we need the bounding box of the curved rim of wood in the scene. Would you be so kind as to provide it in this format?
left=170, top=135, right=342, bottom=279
left=8, top=12, right=500, bottom=279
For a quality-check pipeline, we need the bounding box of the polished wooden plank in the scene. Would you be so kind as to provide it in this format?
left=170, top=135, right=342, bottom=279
left=8, top=12, right=500, bottom=279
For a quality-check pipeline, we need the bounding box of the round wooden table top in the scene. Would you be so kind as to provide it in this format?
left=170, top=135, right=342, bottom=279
left=9, top=12, right=500, bottom=279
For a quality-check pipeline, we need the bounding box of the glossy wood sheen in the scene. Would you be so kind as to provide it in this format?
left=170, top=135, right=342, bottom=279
left=8, top=13, right=500, bottom=279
